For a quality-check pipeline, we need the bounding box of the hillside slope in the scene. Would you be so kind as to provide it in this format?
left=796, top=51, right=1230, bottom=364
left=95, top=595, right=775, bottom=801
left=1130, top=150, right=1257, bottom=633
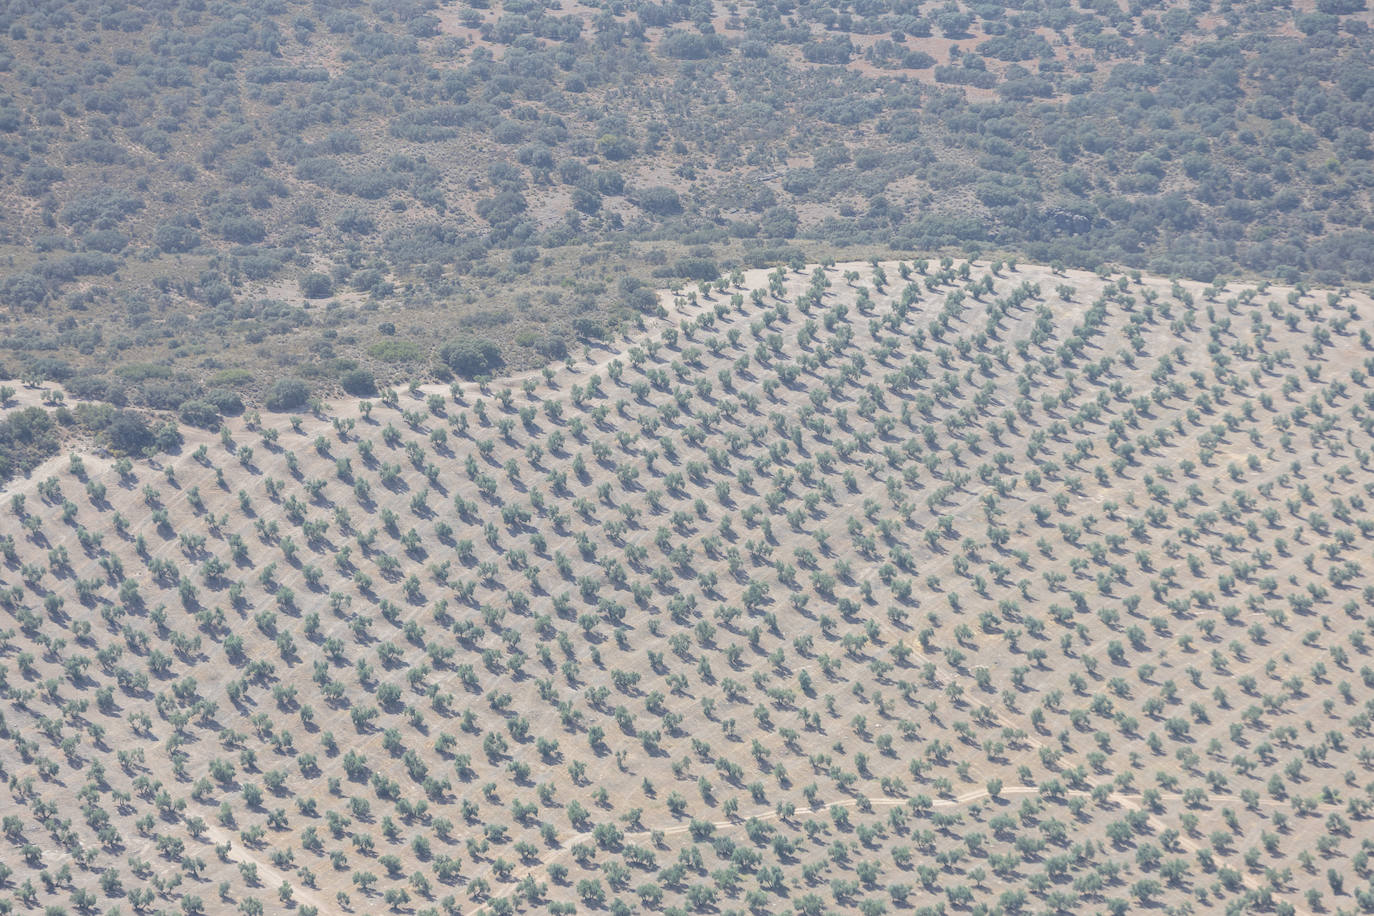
left=2, top=260, right=1374, bottom=915
left=0, top=0, right=1371, bottom=413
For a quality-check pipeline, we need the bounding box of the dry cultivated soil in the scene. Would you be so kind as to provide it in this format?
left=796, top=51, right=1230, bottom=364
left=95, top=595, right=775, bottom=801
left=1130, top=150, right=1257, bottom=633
left=3, top=259, right=1374, bottom=916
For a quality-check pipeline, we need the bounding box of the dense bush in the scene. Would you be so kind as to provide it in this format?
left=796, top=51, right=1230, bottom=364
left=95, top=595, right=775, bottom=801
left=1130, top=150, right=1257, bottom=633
left=0, top=407, right=59, bottom=481
left=141, top=381, right=194, bottom=411
left=637, top=187, right=682, bottom=216
left=802, top=37, right=854, bottom=64
left=438, top=337, right=502, bottom=379
left=153, top=420, right=183, bottom=453
left=105, top=410, right=153, bottom=455
left=674, top=258, right=719, bottom=281
left=532, top=335, right=568, bottom=361
left=155, top=220, right=202, bottom=253
left=203, top=388, right=244, bottom=415
left=178, top=400, right=222, bottom=429
left=300, top=273, right=334, bottom=299
left=59, top=190, right=143, bottom=231
left=336, top=209, right=377, bottom=235
left=65, top=375, right=127, bottom=405
left=759, top=207, right=800, bottom=239
left=218, top=216, right=267, bottom=244
left=264, top=377, right=310, bottom=412
left=28, top=357, right=75, bottom=381
left=340, top=368, right=377, bottom=397
left=1, top=273, right=47, bottom=311
left=620, top=278, right=660, bottom=313
left=659, top=30, right=724, bottom=59
left=369, top=340, right=422, bottom=362
left=475, top=191, right=528, bottom=225
left=82, top=229, right=128, bottom=253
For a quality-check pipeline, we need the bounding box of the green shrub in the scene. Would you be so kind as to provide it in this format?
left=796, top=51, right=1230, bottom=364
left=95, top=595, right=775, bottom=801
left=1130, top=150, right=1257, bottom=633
left=73, top=402, right=118, bottom=431
left=218, top=216, right=266, bottom=243
left=264, top=377, right=310, bottom=412
left=674, top=258, right=719, bottom=281
left=106, top=410, right=153, bottom=455
left=367, top=340, right=421, bottom=363
left=802, top=37, right=854, bottom=64
left=208, top=369, right=255, bottom=388
left=620, top=278, right=659, bottom=313
left=153, top=223, right=200, bottom=253
left=115, top=363, right=173, bottom=382
left=0, top=407, right=59, bottom=481
left=336, top=209, right=377, bottom=235
left=154, top=420, right=183, bottom=453
left=82, top=229, right=128, bottom=253
left=66, top=375, right=126, bottom=404
left=637, top=187, right=682, bottom=216
left=340, top=368, right=377, bottom=397
left=204, top=388, right=244, bottom=415
left=300, top=273, right=334, bottom=299
left=659, top=29, right=723, bottom=59
left=438, top=337, right=501, bottom=379
left=0, top=273, right=48, bottom=312
left=179, top=400, right=221, bottom=430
